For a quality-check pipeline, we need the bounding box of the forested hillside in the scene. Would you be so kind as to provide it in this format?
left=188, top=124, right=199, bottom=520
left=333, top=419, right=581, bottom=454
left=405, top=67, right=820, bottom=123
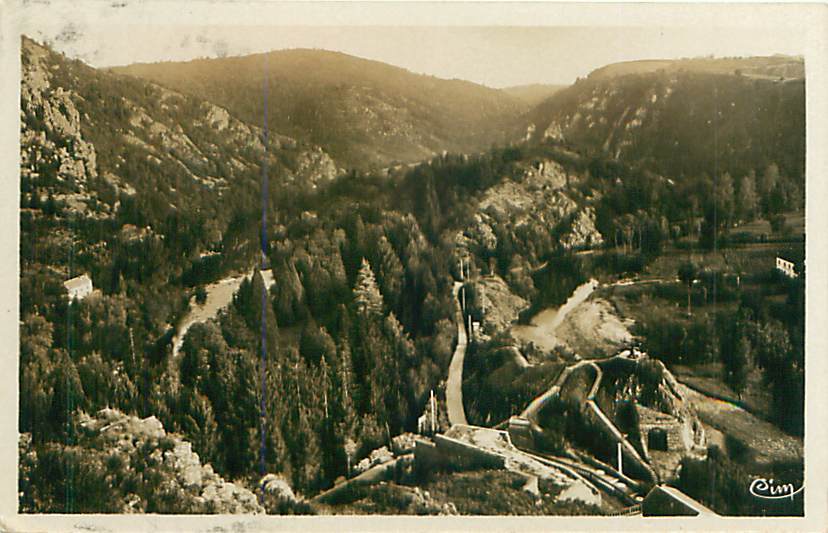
left=112, top=49, right=528, bottom=170
left=18, top=36, right=343, bottom=511
left=18, top=37, right=536, bottom=510
left=585, top=55, right=803, bottom=81
left=527, top=57, right=805, bottom=192
left=19, top=36, right=807, bottom=517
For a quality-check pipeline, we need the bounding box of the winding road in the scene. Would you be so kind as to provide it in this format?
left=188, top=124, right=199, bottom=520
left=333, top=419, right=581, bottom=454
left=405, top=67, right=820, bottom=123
left=446, top=281, right=468, bottom=426
left=442, top=276, right=653, bottom=503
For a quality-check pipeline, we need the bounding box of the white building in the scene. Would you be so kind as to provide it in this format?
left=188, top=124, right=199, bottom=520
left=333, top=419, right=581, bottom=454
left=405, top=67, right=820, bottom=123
left=64, top=274, right=93, bottom=302
left=775, top=257, right=797, bottom=278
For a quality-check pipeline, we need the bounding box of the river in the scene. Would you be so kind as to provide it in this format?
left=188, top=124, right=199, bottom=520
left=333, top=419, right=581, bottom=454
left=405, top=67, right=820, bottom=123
left=171, top=268, right=274, bottom=358
left=511, top=278, right=599, bottom=353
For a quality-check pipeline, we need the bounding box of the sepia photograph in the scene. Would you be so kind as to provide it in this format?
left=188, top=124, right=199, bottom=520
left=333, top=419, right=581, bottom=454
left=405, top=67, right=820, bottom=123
left=3, top=1, right=827, bottom=530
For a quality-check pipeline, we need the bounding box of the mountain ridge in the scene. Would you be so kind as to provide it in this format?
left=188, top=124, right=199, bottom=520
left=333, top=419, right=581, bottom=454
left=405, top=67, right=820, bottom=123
left=502, top=83, right=567, bottom=107
left=111, top=48, right=529, bottom=170
left=585, top=55, right=804, bottom=81
left=525, top=58, right=805, bottom=183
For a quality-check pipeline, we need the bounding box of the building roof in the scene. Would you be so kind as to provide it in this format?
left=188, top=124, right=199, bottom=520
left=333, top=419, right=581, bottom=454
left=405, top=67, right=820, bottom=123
left=655, top=485, right=718, bottom=516
left=64, top=274, right=92, bottom=291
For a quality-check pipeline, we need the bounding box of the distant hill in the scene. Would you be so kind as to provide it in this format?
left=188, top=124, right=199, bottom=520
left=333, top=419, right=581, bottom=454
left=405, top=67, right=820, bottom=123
left=501, top=84, right=566, bottom=107
left=526, top=56, right=805, bottom=182
left=112, top=50, right=529, bottom=170
left=586, top=55, right=804, bottom=82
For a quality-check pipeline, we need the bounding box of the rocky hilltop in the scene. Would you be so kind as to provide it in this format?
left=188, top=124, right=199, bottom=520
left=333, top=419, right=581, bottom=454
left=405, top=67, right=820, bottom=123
left=21, top=40, right=102, bottom=217
left=21, top=36, right=338, bottom=225
left=526, top=56, right=805, bottom=182
left=21, top=35, right=342, bottom=292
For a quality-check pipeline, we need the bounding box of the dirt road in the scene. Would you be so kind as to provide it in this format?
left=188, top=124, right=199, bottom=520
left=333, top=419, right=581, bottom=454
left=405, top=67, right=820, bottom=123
left=447, top=281, right=468, bottom=426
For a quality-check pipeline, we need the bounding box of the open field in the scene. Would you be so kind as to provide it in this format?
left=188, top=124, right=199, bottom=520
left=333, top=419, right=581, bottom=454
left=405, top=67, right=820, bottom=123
left=678, top=384, right=802, bottom=466
left=733, top=211, right=805, bottom=237
left=671, top=363, right=772, bottom=420
left=598, top=234, right=804, bottom=471
left=641, top=241, right=803, bottom=281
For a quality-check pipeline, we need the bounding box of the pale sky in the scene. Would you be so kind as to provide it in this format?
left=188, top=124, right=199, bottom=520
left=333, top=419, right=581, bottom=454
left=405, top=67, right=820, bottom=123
left=18, top=5, right=807, bottom=88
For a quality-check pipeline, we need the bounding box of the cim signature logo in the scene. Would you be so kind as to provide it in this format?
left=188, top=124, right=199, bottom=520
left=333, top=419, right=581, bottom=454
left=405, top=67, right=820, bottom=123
left=749, top=478, right=804, bottom=500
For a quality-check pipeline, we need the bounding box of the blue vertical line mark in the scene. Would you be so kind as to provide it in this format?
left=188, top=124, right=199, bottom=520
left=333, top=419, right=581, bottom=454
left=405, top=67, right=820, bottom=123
left=65, top=213, right=76, bottom=512
left=713, top=84, right=718, bottom=306
left=259, top=50, right=269, bottom=494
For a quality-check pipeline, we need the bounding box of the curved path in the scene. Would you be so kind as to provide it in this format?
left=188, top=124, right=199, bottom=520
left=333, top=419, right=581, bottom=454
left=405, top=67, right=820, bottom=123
left=446, top=281, right=468, bottom=426
left=511, top=278, right=598, bottom=354
left=172, top=268, right=274, bottom=358
left=517, top=351, right=658, bottom=486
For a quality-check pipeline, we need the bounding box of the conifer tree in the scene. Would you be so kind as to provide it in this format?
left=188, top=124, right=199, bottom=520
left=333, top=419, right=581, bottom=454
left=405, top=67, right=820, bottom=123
left=375, top=236, right=404, bottom=314
left=353, top=259, right=383, bottom=316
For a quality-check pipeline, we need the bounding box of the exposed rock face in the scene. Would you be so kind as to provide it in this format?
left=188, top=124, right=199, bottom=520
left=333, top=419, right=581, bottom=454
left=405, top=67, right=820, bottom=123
left=559, top=207, right=604, bottom=250
left=543, top=121, right=565, bottom=142
left=465, top=214, right=499, bottom=256
left=73, top=408, right=264, bottom=514
left=20, top=36, right=340, bottom=226
left=587, top=356, right=707, bottom=481
left=261, top=474, right=298, bottom=503
left=20, top=409, right=266, bottom=513
left=478, top=159, right=574, bottom=227
left=354, top=446, right=395, bottom=475
left=293, top=145, right=339, bottom=187
left=459, top=158, right=603, bottom=263
left=471, top=275, right=529, bottom=338
left=527, top=60, right=804, bottom=183
left=193, top=98, right=339, bottom=186
left=112, top=48, right=529, bottom=170
left=21, top=39, right=100, bottom=216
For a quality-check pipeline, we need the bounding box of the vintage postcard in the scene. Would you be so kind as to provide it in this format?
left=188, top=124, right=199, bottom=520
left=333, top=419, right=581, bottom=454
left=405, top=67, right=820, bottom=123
left=1, top=1, right=826, bottom=531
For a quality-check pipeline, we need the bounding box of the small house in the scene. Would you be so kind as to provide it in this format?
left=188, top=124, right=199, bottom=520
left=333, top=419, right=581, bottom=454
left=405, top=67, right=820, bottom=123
left=64, top=274, right=93, bottom=302
left=642, top=485, right=718, bottom=517
left=776, top=256, right=797, bottom=278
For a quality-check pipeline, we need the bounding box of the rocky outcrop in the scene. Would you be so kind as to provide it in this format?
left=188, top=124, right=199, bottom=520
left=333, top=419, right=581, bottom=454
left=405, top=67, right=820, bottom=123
left=471, top=275, right=529, bottom=338
left=559, top=207, right=604, bottom=250
left=21, top=39, right=101, bottom=216
left=75, top=408, right=264, bottom=514
left=527, top=59, right=804, bottom=184
left=353, top=446, right=395, bottom=475
left=20, top=36, right=341, bottom=224
left=460, top=158, right=602, bottom=262
left=112, top=48, right=528, bottom=171
left=293, top=145, right=339, bottom=187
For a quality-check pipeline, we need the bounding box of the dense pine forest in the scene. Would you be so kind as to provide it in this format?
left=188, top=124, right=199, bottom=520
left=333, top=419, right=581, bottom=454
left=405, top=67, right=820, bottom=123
left=19, top=35, right=805, bottom=516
